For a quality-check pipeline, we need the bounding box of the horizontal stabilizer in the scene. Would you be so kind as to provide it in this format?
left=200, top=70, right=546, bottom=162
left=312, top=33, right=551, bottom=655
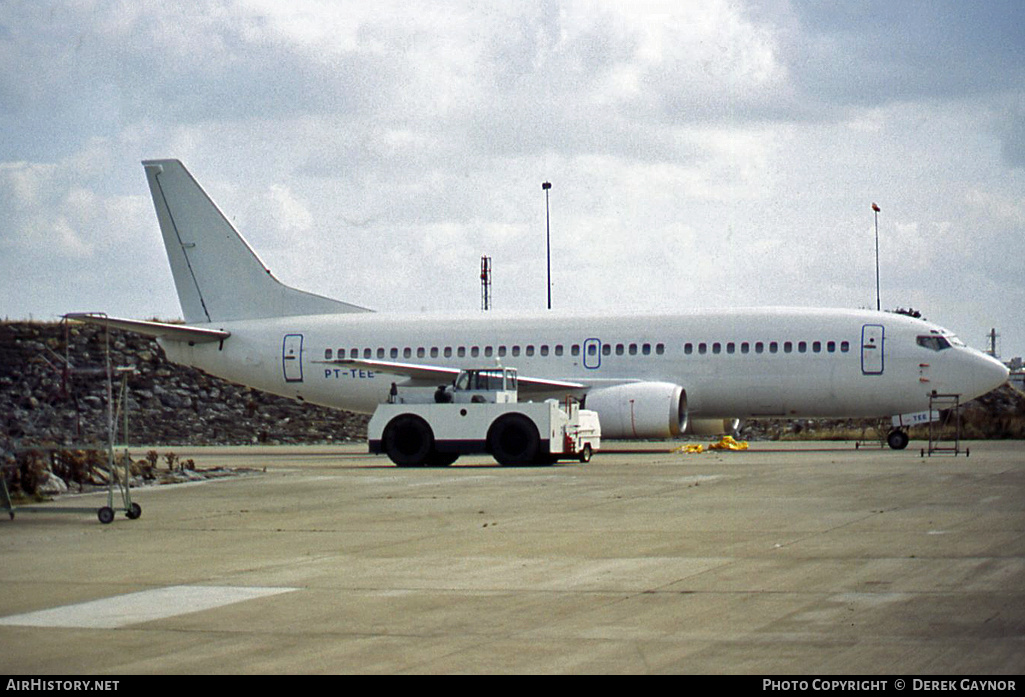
left=317, top=357, right=587, bottom=393
left=65, top=313, right=230, bottom=344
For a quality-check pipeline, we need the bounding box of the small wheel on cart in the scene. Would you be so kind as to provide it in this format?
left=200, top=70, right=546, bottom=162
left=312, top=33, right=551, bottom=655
left=126, top=503, right=142, bottom=520
left=579, top=443, right=593, bottom=463
left=97, top=507, right=115, bottom=524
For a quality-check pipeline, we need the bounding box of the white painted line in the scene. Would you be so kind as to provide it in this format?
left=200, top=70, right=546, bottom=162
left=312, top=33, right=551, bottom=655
left=0, top=585, right=299, bottom=629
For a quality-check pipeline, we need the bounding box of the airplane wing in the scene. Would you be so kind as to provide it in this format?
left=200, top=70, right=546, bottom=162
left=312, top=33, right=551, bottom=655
left=316, top=358, right=587, bottom=393
left=65, top=313, right=230, bottom=344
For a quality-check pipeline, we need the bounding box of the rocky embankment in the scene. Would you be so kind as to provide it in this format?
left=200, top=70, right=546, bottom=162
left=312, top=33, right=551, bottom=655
left=1, top=321, right=368, bottom=495
left=1, top=321, right=368, bottom=447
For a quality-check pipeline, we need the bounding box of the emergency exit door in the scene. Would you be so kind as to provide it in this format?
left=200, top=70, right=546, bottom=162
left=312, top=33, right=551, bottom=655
left=583, top=338, right=601, bottom=369
left=861, top=324, right=884, bottom=375
left=283, top=334, right=304, bottom=382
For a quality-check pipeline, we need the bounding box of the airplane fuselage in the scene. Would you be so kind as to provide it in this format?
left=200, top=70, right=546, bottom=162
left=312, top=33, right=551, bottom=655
left=159, top=306, right=1006, bottom=422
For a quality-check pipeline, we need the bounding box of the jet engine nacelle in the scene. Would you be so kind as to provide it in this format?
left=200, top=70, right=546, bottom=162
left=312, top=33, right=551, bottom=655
left=584, top=382, right=688, bottom=439
left=684, top=418, right=742, bottom=437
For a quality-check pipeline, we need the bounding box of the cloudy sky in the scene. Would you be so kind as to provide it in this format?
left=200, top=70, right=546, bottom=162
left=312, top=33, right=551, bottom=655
left=2, top=0, right=1023, bottom=358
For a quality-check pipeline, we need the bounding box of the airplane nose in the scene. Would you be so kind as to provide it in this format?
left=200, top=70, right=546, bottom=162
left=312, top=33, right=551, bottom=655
left=968, top=351, right=1009, bottom=398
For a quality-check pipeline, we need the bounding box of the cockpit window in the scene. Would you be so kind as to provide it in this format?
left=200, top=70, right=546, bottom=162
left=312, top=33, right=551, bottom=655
left=917, top=335, right=952, bottom=351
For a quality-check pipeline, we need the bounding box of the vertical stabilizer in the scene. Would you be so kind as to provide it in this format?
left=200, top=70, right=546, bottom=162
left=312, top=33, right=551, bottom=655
left=143, top=159, right=369, bottom=323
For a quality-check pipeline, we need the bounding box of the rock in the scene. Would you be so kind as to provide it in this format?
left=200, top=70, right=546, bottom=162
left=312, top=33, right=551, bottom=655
left=37, top=472, right=68, bottom=495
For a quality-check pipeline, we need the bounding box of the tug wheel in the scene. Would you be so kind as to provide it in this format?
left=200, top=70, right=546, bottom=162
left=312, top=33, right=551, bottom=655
left=383, top=414, right=434, bottom=467
left=487, top=414, right=540, bottom=466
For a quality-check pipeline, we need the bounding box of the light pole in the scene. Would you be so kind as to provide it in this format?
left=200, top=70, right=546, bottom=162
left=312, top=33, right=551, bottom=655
left=872, top=202, right=881, bottom=311
left=542, top=181, right=552, bottom=310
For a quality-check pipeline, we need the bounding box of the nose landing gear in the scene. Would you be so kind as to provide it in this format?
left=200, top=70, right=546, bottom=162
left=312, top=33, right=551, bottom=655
left=887, top=429, right=910, bottom=450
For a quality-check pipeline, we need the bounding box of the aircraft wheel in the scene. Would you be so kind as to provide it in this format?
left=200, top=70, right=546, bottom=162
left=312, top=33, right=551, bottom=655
left=887, top=429, right=910, bottom=450
left=97, top=507, right=115, bottom=524
left=488, top=414, right=540, bottom=466
left=383, top=414, right=434, bottom=467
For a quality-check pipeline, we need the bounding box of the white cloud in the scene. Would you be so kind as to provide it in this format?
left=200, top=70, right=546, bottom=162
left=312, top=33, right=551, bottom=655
left=1, top=0, right=1024, bottom=356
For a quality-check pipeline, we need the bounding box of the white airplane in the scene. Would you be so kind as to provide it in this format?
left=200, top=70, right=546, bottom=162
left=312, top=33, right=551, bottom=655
left=69, top=159, right=1008, bottom=458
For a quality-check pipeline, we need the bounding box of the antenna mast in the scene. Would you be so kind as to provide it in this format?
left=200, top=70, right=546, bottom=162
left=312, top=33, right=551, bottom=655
left=986, top=327, right=999, bottom=358
left=480, top=255, right=492, bottom=311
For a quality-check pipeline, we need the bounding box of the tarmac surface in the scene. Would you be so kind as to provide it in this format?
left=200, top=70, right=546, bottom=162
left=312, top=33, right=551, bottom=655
left=1, top=440, right=1022, bottom=675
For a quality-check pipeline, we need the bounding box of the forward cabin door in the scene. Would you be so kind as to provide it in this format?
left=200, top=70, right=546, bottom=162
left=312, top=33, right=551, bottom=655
left=283, top=333, right=304, bottom=383
left=861, top=324, right=884, bottom=375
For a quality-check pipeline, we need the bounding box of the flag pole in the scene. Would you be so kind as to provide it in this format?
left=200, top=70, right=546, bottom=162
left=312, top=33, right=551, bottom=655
left=872, top=203, right=881, bottom=312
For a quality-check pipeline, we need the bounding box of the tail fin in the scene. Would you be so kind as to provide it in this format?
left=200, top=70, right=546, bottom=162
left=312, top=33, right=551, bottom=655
left=143, top=159, right=370, bottom=323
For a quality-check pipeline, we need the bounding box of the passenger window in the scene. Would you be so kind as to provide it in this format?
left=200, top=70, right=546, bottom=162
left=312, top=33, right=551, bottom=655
left=571, top=345, right=580, bottom=356
left=417, top=347, right=425, bottom=358
left=512, top=346, right=520, bottom=356
left=642, top=343, right=651, bottom=355
left=615, top=344, right=624, bottom=356
left=602, top=344, right=611, bottom=356
left=798, top=341, right=807, bottom=353
left=840, top=341, right=850, bottom=352
left=471, top=346, right=480, bottom=357
left=783, top=341, right=792, bottom=353
left=403, top=347, right=411, bottom=358
left=555, top=345, right=564, bottom=356
left=741, top=342, right=750, bottom=354
left=377, top=348, right=385, bottom=358
left=656, top=343, right=665, bottom=355
left=498, top=346, right=506, bottom=357
left=684, top=343, right=693, bottom=355
left=698, top=343, right=707, bottom=355
left=628, top=343, right=637, bottom=355
left=827, top=341, right=835, bottom=353
left=457, top=347, right=466, bottom=357
left=324, top=348, right=333, bottom=360
left=430, top=347, right=438, bottom=358
left=484, top=346, right=493, bottom=357
left=813, top=341, right=821, bottom=353
left=444, top=347, right=452, bottom=357
left=526, top=345, right=535, bottom=356
left=540, top=345, right=549, bottom=356
left=726, top=342, right=735, bottom=354
left=390, top=347, right=399, bottom=358
left=769, top=342, right=778, bottom=354
left=756, top=342, right=764, bottom=354
left=712, top=342, right=721, bottom=355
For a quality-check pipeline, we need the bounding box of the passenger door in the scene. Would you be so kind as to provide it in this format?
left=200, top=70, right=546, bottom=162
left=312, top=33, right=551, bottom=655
left=282, top=333, right=304, bottom=383
left=861, top=324, right=884, bottom=375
